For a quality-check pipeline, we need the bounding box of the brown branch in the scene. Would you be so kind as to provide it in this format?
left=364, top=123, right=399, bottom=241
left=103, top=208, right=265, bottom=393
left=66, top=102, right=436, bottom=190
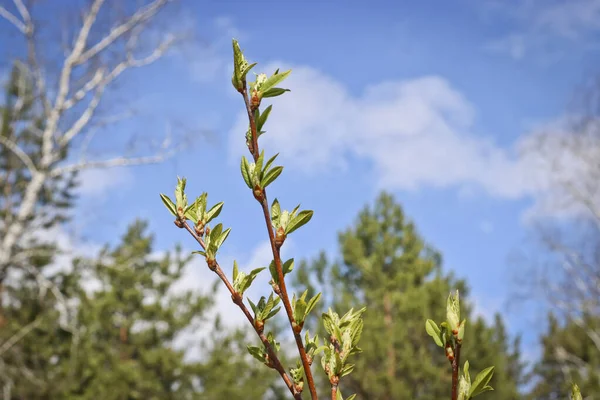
left=241, top=89, right=319, bottom=400
left=180, top=221, right=301, bottom=400
left=450, top=343, right=461, bottom=400
left=331, top=384, right=337, bottom=400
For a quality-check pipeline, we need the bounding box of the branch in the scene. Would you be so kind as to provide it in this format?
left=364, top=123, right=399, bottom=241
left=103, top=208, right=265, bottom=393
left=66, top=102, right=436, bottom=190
left=179, top=221, right=301, bottom=400
left=0, top=316, right=42, bottom=357
left=0, top=2, right=26, bottom=33
left=0, top=136, right=38, bottom=175
left=242, top=87, right=319, bottom=400
left=75, top=0, right=169, bottom=66
left=50, top=152, right=174, bottom=177
left=60, top=33, right=176, bottom=146
left=451, top=343, right=462, bottom=400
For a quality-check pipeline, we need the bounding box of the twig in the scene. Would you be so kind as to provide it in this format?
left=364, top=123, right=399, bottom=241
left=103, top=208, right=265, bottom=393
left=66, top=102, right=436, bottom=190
left=241, top=87, right=319, bottom=399
left=450, top=343, right=462, bottom=400
left=0, top=316, right=42, bottom=356
left=180, top=221, right=302, bottom=400
left=331, top=384, right=338, bottom=400
left=0, top=136, right=38, bottom=175
left=0, top=2, right=26, bottom=33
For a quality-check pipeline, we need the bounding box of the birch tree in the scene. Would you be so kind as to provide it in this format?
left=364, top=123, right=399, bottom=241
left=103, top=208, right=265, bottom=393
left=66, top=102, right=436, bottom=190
left=518, top=76, right=600, bottom=393
left=0, top=0, right=180, bottom=294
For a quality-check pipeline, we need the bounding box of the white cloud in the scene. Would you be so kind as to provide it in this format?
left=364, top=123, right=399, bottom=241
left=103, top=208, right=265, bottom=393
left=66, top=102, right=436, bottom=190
left=483, top=0, right=600, bottom=60
left=229, top=64, right=543, bottom=200
left=229, top=62, right=599, bottom=222
left=76, top=167, right=133, bottom=197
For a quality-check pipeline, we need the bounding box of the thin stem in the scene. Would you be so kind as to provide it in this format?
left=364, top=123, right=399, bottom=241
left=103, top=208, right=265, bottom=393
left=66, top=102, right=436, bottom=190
left=451, top=343, right=462, bottom=400
left=331, top=384, right=337, bottom=400
left=181, top=221, right=301, bottom=400
left=241, top=88, right=319, bottom=400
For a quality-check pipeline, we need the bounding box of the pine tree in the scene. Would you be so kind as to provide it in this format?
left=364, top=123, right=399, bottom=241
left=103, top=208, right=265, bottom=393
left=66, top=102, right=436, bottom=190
left=295, top=192, right=524, bottom=399
left=528, top=313, right=600, bottom=399
left=2, top=220, right=281, bottom=399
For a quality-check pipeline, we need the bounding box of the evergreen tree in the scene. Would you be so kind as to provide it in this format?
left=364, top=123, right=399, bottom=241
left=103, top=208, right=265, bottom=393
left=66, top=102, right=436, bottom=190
left=528, top=314, right=600, bottom=399
left=295, top=192, right=524, bottom=399
left=2, top=220, right=281, bottom=399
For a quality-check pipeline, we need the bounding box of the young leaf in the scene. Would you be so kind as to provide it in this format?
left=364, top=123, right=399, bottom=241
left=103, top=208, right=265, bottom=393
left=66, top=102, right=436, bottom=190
left=305, top=292, right=322, bottom=317
left=233, top=260, right=239, bottom=282
left=257, top=104, right=273, bottom=131
left=241, top=156, right=253, bottom=188
left=271, top=199, right=281, bottom=224
left=262, top=87, right=290, bottom=98
left=469, top=366, right=495, bottom=398
left=206, top=201, right=224, bottom=222
left=261, top=166, right=283, bottom=188
left=243, top=267, right=266, bottom=293
left=425, top=319, right=444, bottom=348
left=282, top=258, right=294, bottom=275
left=255, top=150, right=265, bottom=179
left=215, top=227, right=231, bottom=249
left=286, top=210, right=314, bottom=234
left=247, top=345, right=266, bottom=364
left=260, top=69, right=291, bottom=94
left=571, top=383, right=583, bottom=400
left=263, top=153, right=279, bottom=173
left=160, top=194, right=177, bottom=216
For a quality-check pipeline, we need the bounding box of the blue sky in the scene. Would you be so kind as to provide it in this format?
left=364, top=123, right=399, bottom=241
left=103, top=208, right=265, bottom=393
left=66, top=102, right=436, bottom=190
left=3, top=0, right=600, bottom=368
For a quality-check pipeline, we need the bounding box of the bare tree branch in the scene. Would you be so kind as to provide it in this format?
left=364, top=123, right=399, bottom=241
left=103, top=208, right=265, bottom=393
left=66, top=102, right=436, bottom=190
left=0, top=317, right=42, bottom=357
left=51, top=151, right=175, bottom=177
left=0, top=136, right=38, bottom=175
left=75, top=0, right=169, bottom=66
left=0, top=3, right=26, bottom=34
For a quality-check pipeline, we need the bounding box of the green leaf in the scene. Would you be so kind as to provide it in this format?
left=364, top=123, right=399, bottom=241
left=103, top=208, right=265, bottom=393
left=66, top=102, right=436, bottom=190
left=263, top=153, right=279, bottom=173
left=216, top=227, right=231, bottom=249
left=293, top=293, right=308, bottom=325
left=425, top=319, right=444, bottom=348
left=244, top=267, right=266, bottom=293
left=340, top=363, right=355, bottom=377
left=262, top=87, right=290, bottom=98
left=247, top=345, right=266, bottom=364
left=260, top=69, right=291, bottom=94
left=346, top=395, right=357, bottom=400
left=206, top=202, right=224, bottom=223
left=271, top=199, right=281, bottom=225
left=255, top=150, right=265, bottom=180
left=285, top=210, right=314, bottom=234
left=322, top=312, right=335, bottom=335
left=160, top=194, right=177, bottom=216
left=571, top=383, right=583, bottom=400
left=469, top=366, right=495, bottom=398
left=305, top=292, right=322, bottom=317
left=282, top=258, right=294, bottom=275
left=257, top=105, right=273, bottom=131
left=191, top=250, right=206, bottom=257
left=233, top=260, right=239, bottom=282
left=447, top=290, right=461, bottom=332
left=261, top=166, right=283, bottom=188
left=458, top=319, right=466, bottom=342
left=240, top=156, right=253, bottom=188
left=175, top=177, right=187, bottom=211
left=248, top=297, right=258, bottom=314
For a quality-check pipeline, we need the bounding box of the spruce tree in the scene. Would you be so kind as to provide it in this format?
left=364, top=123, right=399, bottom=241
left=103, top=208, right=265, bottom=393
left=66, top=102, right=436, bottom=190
left=528, top=314, right=600, bottom=399
left=295, top=192, right=524, bottom=399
